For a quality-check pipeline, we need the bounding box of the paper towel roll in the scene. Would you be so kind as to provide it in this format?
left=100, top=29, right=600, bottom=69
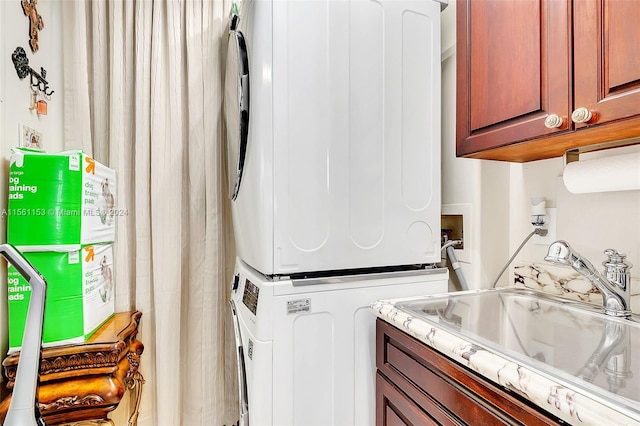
left=563, top=152, right=640, bottom=194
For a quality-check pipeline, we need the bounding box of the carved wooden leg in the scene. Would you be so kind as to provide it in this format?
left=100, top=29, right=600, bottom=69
left=127, top=371, right=145, bottom=426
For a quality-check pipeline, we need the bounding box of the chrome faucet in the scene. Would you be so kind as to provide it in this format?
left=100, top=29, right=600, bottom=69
left=545, top=240, right=632, bottom=318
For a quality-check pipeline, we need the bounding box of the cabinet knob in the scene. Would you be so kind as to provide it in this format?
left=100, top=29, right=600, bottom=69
left=571, top=107, right=593, bottom=124
left=544, top=114, right=563, bottom=129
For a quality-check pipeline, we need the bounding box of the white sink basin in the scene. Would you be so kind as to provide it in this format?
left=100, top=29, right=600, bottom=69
left=394, top=287, right=640, bottom=414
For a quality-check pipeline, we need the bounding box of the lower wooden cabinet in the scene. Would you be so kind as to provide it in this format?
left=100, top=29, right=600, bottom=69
left=375, top=319, right=563, bottom=425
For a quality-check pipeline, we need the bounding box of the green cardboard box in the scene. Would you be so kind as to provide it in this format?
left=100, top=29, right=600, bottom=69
left=7, top=244, right=115, bottom=353
left=7, top=148, right=117, bottom=248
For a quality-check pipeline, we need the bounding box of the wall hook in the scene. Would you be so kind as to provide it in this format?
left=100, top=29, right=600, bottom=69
left=11, top=46, right=55, bottom=97
left=12, top=46, right=30, bottom=79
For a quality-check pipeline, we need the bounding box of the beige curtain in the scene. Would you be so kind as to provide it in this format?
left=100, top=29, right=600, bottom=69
left=62, top=1, right=238, bottom=425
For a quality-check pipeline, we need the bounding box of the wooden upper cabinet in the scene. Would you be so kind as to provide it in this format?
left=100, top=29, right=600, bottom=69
left=573, top=0, right=640, bottom=127
left=457, top=0, right=640, bottom=162
left=456, top=0, right=571, bottom=157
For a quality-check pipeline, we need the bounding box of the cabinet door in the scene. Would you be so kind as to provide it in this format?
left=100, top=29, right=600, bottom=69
left=573, top=0, right=640, bottom=128
left=456, top=0, right=572, bottom=156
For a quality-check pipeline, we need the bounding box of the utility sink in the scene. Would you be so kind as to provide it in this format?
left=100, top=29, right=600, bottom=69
left=393, top=287, right=640, bottom=416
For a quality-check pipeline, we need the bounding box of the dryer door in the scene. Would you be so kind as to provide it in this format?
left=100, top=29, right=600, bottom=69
left=224, top=15, right=250, bottom=201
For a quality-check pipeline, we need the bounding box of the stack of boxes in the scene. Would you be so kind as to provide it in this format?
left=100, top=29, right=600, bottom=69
left=7, top=148, right=116, bottom=353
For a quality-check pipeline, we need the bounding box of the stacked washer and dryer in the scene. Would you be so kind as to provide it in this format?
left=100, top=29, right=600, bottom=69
left=225, top=0, right=448, bottom=424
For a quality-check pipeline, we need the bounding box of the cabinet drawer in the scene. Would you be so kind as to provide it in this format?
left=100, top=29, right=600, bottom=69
left=376, top=319, right=561, bottom=425
left=376, top=373, right=442, bottom=426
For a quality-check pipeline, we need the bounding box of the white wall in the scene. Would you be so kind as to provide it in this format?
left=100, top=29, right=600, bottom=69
left=2, top=0, right=64, bottom=151
left=440, top=4, right=640, bottom=289
left=441, top=0, right=512, bottom=290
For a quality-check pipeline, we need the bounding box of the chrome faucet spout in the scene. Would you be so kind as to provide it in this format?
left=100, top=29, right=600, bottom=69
left=545, top=240, right=632, bottom=318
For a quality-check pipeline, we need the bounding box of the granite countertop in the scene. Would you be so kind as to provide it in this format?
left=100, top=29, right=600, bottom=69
left=371, top=288, right=640, bottom=425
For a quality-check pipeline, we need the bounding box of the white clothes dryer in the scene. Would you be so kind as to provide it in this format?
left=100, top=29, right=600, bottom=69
left=229, top=257, right=448, bottom=426
left=225, top=0, right=447, bottom=276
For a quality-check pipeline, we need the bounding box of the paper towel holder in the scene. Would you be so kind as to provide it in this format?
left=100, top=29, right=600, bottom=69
left=562, top=144, right=640, bottom=194
left=563, top=136, right=640, bottom=166
left=564, top=150, right=580, bottom=165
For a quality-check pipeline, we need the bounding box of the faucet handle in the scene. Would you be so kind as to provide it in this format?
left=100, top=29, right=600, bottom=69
left=603, top=249, right=632, bottom=288
left=603, top=249, right=631, bottom=267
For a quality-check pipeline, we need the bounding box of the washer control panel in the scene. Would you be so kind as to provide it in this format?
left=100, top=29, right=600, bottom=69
left=242, top=278, right=259, bottom=315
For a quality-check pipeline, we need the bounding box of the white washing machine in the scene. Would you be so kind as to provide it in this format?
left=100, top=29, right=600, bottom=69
left=229, top=257, right=448, bottom=426
left=225, top=0, right=447, bottom=276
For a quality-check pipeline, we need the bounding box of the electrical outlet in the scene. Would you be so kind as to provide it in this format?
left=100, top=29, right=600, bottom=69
left=19, top=123, right=43, bottom=149
left=533, top=208, right=556, bottom=245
